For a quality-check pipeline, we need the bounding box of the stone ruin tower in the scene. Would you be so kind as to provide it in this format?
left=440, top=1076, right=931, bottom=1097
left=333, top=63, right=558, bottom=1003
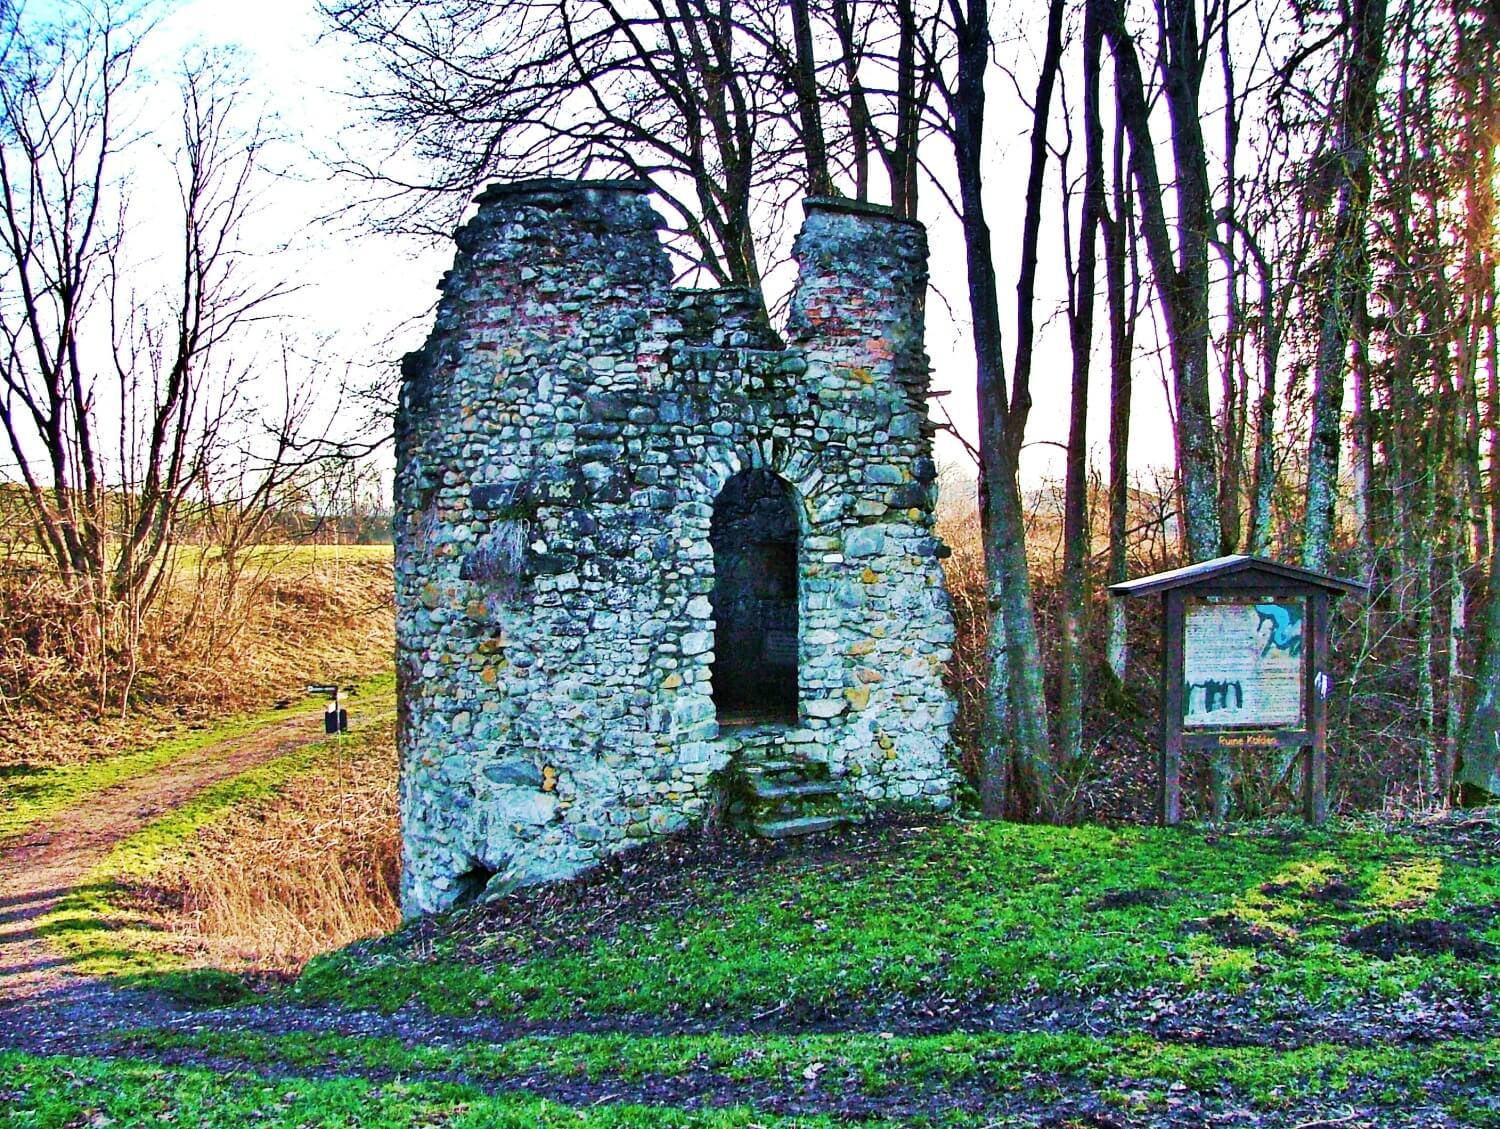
left=395, top=179, right=959, bottom=916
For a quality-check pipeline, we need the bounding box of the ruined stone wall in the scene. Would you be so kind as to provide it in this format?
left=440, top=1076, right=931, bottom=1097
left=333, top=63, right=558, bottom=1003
left=395, top=179, right=958, bottom=916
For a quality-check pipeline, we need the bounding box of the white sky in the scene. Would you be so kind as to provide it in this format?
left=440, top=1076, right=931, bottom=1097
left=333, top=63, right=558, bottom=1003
left=150, top=0, right=1180, bottom=492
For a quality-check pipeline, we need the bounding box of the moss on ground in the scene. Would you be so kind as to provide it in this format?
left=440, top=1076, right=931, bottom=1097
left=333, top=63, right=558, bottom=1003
left=291, top=816, right=1500, bottom=1020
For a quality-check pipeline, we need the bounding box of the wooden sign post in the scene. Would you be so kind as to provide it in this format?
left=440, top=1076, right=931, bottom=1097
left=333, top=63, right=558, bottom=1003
left=306, top=682, right=353, bottom=734
left=1109, top=556, right=1365, bottom=826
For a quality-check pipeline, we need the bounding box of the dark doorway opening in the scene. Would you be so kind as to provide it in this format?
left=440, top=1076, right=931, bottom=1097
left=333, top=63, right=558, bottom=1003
left=711, top=469, right=798, bottom=725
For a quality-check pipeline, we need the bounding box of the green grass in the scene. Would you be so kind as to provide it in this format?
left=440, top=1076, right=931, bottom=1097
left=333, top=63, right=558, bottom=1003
left=235, top=542, right=392, bottom=570
left=0, top=1052, right=852, bottom=1129
left=115, top=1025, right=1500, bottom=1113
left=0, top=672, right=393, bottom=843
left=38, top=705, right=396, bottom=983
left=166, top=541, right=392, bottom=569
left=292, top=817, right=1500, bottom=1020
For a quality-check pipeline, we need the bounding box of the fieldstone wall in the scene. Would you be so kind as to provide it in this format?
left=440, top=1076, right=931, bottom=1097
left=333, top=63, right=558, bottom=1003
left=395, top=178, right=959, bottom=916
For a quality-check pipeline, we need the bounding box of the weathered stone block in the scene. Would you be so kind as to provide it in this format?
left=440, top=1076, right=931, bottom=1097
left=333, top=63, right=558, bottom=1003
left=680, top=631, right=714, bottom=656
left=843, top=526, right=886, bottom=558
left=483, top=759, right=540, bottom=788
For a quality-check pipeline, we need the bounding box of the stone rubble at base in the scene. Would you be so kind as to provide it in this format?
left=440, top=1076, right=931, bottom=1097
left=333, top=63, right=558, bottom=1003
left=395, top=178, right=959, bottom=917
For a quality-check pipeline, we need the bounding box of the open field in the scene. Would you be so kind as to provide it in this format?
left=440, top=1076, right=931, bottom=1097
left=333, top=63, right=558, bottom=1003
left=41, top=705, right=398, bottom=984
left=40, top=713, right=399, bottom=977
left=0, top=672, right=392, bottom=844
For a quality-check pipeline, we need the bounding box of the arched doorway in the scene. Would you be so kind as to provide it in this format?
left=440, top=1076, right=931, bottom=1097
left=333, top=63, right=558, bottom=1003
left=710, top=469, right=798, bottom=725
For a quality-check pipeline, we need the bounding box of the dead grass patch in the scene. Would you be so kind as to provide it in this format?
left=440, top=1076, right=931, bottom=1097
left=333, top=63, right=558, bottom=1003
left=139, top=721, right=401, bottom=973
left=1, top=547, right=394, bottom=771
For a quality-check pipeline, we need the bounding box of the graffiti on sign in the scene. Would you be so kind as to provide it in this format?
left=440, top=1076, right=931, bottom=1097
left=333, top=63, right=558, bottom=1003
left=1183, top=600, right=1305, bottom=729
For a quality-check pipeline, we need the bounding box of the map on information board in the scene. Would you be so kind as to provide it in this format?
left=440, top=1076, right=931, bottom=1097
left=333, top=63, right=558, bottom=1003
left=1183, top=600, right=1304, bottom=729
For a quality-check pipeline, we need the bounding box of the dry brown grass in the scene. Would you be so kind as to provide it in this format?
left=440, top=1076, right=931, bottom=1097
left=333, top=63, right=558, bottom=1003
left=935, top=493, right=1171, bottom=821
left=935, top=501, right=989, bottom=783
left=931, top=486, right=1436, bottom=820
left=144, top=719, right=401, bottom=972
left=0, top=547, right=395, bottom=770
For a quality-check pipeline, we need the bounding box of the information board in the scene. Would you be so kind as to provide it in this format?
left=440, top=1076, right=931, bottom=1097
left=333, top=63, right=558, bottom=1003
left=1182, top=599, right=1305, bottom=729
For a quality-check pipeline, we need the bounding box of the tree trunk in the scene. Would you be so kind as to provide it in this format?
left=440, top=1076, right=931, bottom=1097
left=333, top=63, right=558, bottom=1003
left=1457, top=204, right=1500, bottom=798
left=951, top=0, right=1056, bottom=819
left=788, top=0, right=833, bottom=196
left=1101, top=0, right=1220, bottom=561
left=1104, top=96, right=1135, bottom=679
left=1302, top=0, right=1389, bottom=571
left=1059, top=0, right=1105, bottom=790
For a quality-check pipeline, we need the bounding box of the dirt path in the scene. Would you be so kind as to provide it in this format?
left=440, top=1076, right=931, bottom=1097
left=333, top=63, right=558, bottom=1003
left=0, top=710, right=369, bottom=1029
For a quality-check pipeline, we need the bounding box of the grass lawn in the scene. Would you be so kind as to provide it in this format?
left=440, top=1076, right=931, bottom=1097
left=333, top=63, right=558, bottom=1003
left=0, top=1052, right=835, bottom=1129
left=10, top=810, right=1500, bottom=1126
left=290, top=816, right=1500, bottom=1020
left=111, top=1024, right=1500, bottom=1115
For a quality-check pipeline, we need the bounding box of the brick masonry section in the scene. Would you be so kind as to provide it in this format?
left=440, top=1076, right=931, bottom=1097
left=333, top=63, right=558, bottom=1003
left=395, top=179, right=959, bottom=916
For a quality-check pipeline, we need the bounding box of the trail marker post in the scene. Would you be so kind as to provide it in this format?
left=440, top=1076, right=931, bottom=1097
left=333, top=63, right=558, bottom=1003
left=305, top=682, right=351, bottom=734
left=1109, top=555, right=1366, bottom=826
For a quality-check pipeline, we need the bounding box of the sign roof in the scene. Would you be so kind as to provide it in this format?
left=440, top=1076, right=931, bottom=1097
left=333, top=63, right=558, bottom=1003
left=1107, top=554, right=1367, bottom=598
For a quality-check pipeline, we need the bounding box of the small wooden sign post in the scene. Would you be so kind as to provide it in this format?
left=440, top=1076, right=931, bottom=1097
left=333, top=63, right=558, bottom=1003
left=1109, top=555, right=1365, bottom=826
left=306, top=682, right=353, bottom=734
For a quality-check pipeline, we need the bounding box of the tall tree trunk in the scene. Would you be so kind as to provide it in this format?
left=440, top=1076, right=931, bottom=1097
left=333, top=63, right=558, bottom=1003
left=1104, top=99, right=1135, bottom=679
left=1244, top=225, right=1283, bottom=557
left=1101, top=0, right=1220, bottom=561
left=1348, top=296, right=1376, bottom=577
left=830, top=0, right=872, bottom=199
left=788, top=0, right=833, bottom=196
left=1416, top=461, right=1439, bottom=804
left=1216, top=10, right=1245, bottom=555
left=1446, top=540, right=1466, bottom=799
left=1459, top=316, right=1500, bottom=799
left=1302, top=0, right=1389, bottom=571
left=950, top=0, right=1057, bottom=819
left=892, top=0, right=922, bottom=217
left=1059, top=0, right=1105, bottom=791
left=1455, top=24, right=1500, bottom=798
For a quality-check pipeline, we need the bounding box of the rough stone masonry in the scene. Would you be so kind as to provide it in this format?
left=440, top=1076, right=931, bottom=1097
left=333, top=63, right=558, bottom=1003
left=395, top=178, right=959, bottom=916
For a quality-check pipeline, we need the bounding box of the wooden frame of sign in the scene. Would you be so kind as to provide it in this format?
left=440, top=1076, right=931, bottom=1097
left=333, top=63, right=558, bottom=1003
left=1109, top=555, right=1365, bottom=826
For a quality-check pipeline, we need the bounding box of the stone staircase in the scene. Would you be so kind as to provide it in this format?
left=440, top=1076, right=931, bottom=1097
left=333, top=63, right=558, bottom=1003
left=721, top=725, right=863, bottom=838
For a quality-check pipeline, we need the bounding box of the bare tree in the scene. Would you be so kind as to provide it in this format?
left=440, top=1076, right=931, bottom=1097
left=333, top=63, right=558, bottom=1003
left=1103, top=86, right=1140, bottom=680
left=0, top=3, right=293, bottom=707
left=930, top=0, right=1064, bottom=819
left=1100, top=0, right=1220, bottom=562
left=1301, top=0, right=1389, bottom=571
left=323, top=0, right=939, bottom=288
left=1058, top=0, right=1107, bottom=787
left=321, top=0, right=805, bottom=289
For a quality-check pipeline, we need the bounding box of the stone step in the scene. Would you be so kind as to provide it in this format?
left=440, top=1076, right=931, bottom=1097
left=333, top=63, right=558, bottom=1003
left=745, top=777, right=843, bottom=803
left=751, top=813, right=851, bottom=840
left=739, top=758, right=830, bottom=780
